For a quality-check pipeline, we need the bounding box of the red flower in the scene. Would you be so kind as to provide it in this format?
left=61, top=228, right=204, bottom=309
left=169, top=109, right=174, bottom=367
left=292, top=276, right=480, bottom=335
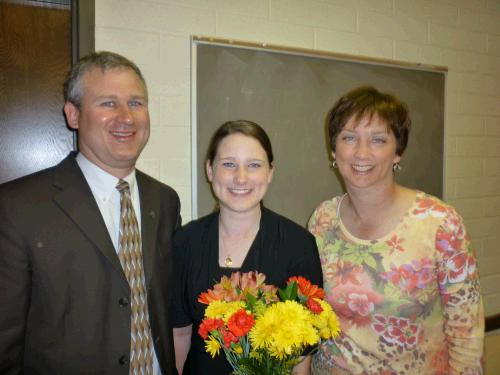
left=385, top=234, right=405, bottom=254
left=326, top=259, right=363, bottom=286
left=306, top=298, right=323, bottom=314
left=327, top=271, right=383, bottom=328
left=288, top=276, right=325, bottom=299
left=436, top=229, right=464, bottom=257
left=442, top=251, right=476, bottom=284
left=413, top=197, right=448, bottom=218
left=372, top=314, right=420, bottom=349
left=222, top=328, right=239, bottom=348
left=227, top=309, right=255, bottom=337
left=198, top=318, right=224, bottom=339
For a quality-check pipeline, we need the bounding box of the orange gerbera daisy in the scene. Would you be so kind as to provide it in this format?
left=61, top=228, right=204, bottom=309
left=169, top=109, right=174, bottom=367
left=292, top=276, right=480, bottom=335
left=288, top=276, right=325, bottom=299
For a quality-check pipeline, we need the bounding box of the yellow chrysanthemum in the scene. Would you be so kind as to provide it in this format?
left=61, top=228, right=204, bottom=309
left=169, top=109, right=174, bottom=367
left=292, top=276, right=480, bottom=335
left=204, top=300, right=245, bottom=321
left=223, top=301, right=247, bottom=322
left=252, top=300, right=268, bottom=317
left=204, top=336, right=221, bottom=358
left=312, top=299, right=341, bottom=339
left=249, top=300, right=320, bottom=359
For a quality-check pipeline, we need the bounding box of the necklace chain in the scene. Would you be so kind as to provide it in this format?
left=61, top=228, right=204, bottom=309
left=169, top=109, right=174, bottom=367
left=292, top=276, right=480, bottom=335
left=219, top=222, right=259, bottom=268
left=219, top=234, right=233, bottom=267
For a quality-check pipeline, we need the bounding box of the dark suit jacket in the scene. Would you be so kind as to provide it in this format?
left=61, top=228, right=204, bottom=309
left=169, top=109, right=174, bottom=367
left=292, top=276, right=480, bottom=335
left=0, top=152, right=181, bottom=375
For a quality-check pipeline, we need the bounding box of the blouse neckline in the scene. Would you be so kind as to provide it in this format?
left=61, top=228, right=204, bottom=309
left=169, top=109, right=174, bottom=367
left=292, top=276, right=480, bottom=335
left=337, top=191, right=421, bottom=244
left=209, top=208, right=266, bottom=272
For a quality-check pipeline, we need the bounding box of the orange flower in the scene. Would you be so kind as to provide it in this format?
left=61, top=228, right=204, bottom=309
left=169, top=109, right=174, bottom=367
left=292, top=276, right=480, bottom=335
left=326, top=259, right=363, bottom=286
left=198, top=271, right=278, bottom=305
left=306, top=298, right=323, bottom=314
left=236, top=271, right=278, bottom=302
left=288, top=276, right=325, bottom=299
left=198, top=275, right=240, bottom=304
left=198, top=317, right=224, bottom=339
left=238, top=272, right=265, bottom=296
left=227, top=309, right=255, bottom=337
left=198, top=289, right=223, bottom=305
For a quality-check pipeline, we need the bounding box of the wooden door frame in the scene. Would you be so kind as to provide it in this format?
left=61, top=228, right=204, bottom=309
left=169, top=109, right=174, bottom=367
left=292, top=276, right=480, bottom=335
left=71, top=0, right=94, bottom=62
left=70, top=0, right=94, bottom=149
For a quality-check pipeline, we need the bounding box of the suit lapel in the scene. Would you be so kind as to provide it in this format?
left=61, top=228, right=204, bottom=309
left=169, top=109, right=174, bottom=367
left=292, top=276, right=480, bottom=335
left=137, top=171, right=159, bottom=287
left=52, top=154, right=129, bottom=291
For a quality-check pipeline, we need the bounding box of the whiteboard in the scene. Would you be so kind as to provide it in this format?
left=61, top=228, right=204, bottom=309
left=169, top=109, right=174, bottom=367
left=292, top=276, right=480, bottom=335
left=193, top=39, right=446, bottom=226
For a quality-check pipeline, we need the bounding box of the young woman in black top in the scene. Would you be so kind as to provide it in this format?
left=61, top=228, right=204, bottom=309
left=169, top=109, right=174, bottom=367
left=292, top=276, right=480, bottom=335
left=172, top=120, right=322, bottom=375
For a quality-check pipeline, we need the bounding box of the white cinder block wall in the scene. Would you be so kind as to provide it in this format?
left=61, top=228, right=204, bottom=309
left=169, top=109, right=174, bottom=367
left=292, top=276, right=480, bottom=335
left=95, top=0, right=500, bottom=316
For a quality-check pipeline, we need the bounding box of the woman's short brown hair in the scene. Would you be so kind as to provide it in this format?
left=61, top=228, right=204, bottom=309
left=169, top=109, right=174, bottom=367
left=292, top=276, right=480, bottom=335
left=326, top=86, right=411, bottom=156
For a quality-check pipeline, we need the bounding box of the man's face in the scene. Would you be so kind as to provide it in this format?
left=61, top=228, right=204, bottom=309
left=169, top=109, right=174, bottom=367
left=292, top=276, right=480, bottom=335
left=64, top=67, right=150, bottom=178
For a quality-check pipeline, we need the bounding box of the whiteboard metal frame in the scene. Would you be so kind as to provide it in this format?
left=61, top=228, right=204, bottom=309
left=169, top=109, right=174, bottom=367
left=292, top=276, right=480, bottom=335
left=190, top=37, right=199, bottom=219
left=192, top=35, right=447, bottom=73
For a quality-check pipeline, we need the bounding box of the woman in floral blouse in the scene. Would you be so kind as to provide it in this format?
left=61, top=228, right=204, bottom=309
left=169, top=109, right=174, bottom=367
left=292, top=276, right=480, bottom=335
left=308, top=86, right=484, bottom=375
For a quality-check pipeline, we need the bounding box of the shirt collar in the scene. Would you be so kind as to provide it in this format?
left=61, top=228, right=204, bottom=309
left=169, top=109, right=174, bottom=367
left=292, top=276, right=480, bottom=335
left=76, top=153, right=137, bottom=202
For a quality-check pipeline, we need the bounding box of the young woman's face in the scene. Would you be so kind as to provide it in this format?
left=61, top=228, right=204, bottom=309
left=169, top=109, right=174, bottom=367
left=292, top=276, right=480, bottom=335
left=334, top=114, right=400, bottom=192
left=206, top=133, right=274, bottom=215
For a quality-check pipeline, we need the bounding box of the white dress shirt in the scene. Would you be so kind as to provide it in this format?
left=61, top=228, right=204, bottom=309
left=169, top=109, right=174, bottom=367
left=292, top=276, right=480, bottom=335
left=76, top=153, right=160, bottom=375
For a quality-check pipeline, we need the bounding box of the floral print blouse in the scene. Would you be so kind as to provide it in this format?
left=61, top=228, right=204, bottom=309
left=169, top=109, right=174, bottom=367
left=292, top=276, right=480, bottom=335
left=308, top=191, right=484, bottom=375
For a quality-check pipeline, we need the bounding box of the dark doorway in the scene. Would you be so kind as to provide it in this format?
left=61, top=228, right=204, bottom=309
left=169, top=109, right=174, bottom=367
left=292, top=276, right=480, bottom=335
left=0, top=0, right=73, bottom=184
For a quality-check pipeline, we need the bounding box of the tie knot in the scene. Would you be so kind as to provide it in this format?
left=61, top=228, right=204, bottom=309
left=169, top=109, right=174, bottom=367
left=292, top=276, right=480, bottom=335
left=116, top=179, right=130, bottom=193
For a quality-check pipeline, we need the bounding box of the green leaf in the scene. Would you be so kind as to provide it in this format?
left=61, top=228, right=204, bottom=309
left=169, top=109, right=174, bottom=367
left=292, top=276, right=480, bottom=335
left=371, top=242, right=388, bottom=254
left=315, top=236, right=325, bottom=249
left=398, top=301, right=426, bottom=319
left=342, top=253, right=360, bottom=264
left=236, top=358, right=263, bottom=375
left=279, top=281, right=297, bottom=301
left=329, top=342, right=341, bottom=356
left=244, top=292, right=258, bottom=310
left=363, top=255, right=377, bottom=269
left=383, top=282, right=402, bottom=299
left=323, top=241, right=342, bottom=254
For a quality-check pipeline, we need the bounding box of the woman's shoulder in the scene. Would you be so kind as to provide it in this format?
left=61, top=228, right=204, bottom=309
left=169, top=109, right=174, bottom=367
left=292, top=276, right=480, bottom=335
left=262, top=207, right=314, bottom=240
left=174, top=211, right=218, bottom=244
left=411, top=191, right=462, bottom=221
left=312, top=195, right=343, bottom=216
left=263, top=207, right=307, bottom=230
left=261, top=208, right=320, bottom=262
left=308, top=195, right=343, bottom=230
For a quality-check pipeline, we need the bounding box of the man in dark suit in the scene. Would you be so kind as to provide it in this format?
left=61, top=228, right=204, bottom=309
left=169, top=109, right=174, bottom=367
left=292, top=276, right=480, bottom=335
left=0, top=51, right=181, bottom=375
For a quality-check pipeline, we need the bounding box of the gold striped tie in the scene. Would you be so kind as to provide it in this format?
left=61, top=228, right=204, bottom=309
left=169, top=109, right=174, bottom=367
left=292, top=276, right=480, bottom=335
left=116, top=179, right=153, bottom=375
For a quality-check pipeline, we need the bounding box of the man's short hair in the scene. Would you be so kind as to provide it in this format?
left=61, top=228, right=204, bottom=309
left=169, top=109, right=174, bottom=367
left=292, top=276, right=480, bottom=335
left=63, top=51, right=147, bottom=109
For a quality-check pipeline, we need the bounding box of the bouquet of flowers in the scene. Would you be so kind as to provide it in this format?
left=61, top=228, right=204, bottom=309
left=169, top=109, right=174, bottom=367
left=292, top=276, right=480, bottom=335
left=198, top=271, right=340, bottom=374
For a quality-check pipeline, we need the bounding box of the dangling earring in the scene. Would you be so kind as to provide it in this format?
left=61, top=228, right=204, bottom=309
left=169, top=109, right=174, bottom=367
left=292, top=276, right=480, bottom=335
left=393, top=162, right=402, bottom=172
left=332, top=160, right=337, bottom=169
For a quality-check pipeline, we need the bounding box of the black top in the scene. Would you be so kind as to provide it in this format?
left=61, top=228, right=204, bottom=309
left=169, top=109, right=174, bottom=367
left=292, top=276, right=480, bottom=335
left=172, top=207, right=323, bottom=375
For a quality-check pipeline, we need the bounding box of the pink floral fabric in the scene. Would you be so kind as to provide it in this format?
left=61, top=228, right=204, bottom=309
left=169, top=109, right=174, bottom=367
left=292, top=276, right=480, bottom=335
left=308, top=192, right=484, bottom=375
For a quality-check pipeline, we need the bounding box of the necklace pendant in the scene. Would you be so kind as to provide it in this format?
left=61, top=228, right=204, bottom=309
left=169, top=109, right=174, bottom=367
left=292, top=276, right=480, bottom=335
left=224, top=256, right=233, bottom=267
